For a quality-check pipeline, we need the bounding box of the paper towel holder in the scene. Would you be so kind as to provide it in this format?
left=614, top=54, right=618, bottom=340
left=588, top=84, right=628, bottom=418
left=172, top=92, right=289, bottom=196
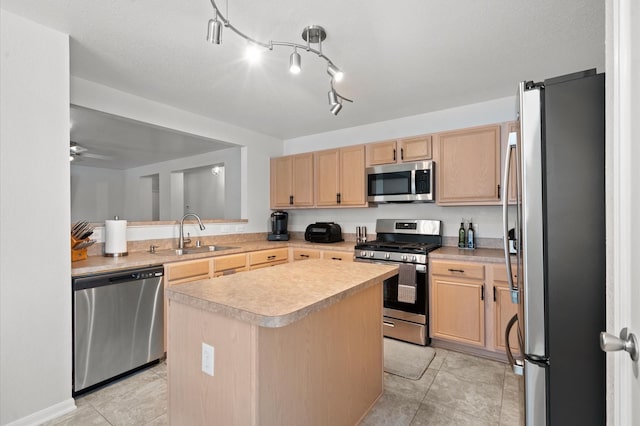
left=104, top=215, right=128, bottom=257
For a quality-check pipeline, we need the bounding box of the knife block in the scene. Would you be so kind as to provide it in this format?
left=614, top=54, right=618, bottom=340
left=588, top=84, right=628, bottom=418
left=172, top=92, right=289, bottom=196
left=71, top=236, right=88, bottom=262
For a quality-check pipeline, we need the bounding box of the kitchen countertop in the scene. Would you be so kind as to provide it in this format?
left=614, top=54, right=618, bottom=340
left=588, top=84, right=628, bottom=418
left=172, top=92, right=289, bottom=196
left=429, top=246, right=511, bottom=263
left=166, top=259, right=398, bottom=328
left=71, top=239, right=357, bottom=276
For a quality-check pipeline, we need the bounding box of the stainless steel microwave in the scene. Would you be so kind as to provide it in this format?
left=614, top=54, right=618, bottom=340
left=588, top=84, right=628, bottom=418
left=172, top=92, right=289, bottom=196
left=366, top=161, right=435, bottom=203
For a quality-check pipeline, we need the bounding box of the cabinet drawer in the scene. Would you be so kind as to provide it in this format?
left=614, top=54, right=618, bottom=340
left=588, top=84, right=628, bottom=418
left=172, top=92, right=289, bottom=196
left=431, top=261, right=484, bottom=280
left=322, top=250, right=353, bottom=262
left=292, top=249, right=321, bottom=261
left=492, top=264, right=518, bottom=282
left=214, top=253, right=247, bottom=272
left=166, top=259, right=211, bottom=282
left=249, top=260, right=288, bottom=270
left=249, top=248, right=289, bottom=266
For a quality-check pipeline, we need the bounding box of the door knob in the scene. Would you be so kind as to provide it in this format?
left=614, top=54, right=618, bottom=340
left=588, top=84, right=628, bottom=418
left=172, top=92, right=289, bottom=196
left=600, top=328, right=638, bottom=361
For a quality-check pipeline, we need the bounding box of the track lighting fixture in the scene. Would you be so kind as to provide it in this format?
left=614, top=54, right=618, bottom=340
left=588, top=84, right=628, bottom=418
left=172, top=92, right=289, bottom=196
left=289, top=48, right=301, bottom=74
left=205, top=0, right=352, bottom=114
left=206, top=10, right=222, bottom=44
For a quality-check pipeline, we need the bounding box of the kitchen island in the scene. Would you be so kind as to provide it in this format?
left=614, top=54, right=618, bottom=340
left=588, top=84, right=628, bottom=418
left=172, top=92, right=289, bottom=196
left=165, top=258, right=397, bottom=426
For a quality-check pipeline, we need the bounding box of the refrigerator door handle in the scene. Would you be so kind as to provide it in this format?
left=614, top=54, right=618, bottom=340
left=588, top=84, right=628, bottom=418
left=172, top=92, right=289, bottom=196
left=502, top=132, right=519, bottom=304
left=505, top=313, right=524, bottom=375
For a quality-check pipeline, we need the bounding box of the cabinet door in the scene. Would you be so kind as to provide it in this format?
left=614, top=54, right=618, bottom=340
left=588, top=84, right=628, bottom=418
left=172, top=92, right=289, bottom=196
left=366, top=140, right=397, bottom=166
left=291, top=153, right=314, bottom=206
left=249, top=248, right=289, bottom=267
left=436, top=124, right=501, bottom=205
left=399, top=135, right=432, bottom=162
left=315, top=149, right=340, bottom=206
left=431, top=277, right=485, bottom=346
left=338, top=145, right=366, bottom=206
left=271, top=156, right=293, bottom=208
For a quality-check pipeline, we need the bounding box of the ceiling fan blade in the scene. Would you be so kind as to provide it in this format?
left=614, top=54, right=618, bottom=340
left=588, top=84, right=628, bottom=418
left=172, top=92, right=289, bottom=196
left=81, top=152, right=113, bottom=160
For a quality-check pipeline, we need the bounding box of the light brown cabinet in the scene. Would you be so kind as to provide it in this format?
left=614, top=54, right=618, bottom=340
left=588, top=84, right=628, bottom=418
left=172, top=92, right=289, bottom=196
left=249, top=247, right=289, bottom=269
left=435, top=124, right=502, bottom=205
left=492, top=264, right=519, bottom=353
left=321, top=250, right=353, bottom=262
left=213, top=253, right=248, bottom=277
left=270, top=153, right=314, bottom=208
left=431, top=261, right=486, bottom=347
left=164, top=258, right=214, bottom=351
left=366, top=135, right=432, bottom=166
left=315, top=145, right=367, bottom=207
left=291, top=248, right=321, bottom=261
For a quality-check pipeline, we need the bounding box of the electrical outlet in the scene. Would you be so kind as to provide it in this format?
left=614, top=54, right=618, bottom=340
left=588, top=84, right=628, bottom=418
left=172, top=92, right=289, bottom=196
left=202, top=343, right=214, bottom=376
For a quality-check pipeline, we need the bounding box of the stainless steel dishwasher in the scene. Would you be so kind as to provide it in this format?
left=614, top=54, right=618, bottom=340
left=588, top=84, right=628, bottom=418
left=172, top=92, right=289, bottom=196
left=73, top=265, right=164, bottom=395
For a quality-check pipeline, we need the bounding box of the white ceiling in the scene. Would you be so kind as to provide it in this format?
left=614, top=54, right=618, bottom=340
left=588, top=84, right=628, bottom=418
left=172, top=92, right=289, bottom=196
left=2, top=0, right=605, bottom=141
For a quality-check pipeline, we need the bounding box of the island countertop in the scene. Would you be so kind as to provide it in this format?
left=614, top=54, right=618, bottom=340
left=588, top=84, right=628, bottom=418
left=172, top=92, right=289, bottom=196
left=165, top=258, right=398, bottom=328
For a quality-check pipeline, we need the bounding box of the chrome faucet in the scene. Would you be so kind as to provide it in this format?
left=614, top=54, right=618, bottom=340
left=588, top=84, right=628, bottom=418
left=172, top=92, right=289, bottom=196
left=178, top=213, right=206, bottom=249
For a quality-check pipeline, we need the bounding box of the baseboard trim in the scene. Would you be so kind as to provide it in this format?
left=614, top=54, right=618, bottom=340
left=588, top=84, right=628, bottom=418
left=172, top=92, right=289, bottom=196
left=5, top=398, right=76, bottom=426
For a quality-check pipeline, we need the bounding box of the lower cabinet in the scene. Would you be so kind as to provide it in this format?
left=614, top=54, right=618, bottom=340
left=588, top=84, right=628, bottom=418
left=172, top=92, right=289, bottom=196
left=249, top=247, right=289, bottom=270
left=321, top=250, right=353, bottom=262
left=213, top=253, right=248, bottom=277
left=431, top=261, right=486, bottom=347
left=164, top=258, right=214, bottom=352
left=430, top=258, right=519, bottom=358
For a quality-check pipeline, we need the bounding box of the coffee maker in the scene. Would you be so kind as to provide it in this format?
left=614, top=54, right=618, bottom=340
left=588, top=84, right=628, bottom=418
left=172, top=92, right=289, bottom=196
left=268, top=210, right=289, bottom=241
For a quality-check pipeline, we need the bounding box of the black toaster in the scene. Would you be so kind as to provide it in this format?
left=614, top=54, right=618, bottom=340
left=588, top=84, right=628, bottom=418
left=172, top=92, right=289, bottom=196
left=304, top=222, right=343, bottom=243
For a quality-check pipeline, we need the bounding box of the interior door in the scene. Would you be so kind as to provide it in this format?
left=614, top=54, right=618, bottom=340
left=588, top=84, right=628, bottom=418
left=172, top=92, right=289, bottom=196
left=606, top=0, right=640, bottom=423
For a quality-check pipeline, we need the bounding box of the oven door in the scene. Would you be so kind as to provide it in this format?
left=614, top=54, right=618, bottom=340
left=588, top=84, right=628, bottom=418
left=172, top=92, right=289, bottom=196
left=355, top=258, right=429, bottom=345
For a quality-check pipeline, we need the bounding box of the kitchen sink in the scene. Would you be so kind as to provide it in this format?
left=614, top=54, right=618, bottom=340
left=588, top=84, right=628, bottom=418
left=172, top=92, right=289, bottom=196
left=152, top=246, right=237, bottom=256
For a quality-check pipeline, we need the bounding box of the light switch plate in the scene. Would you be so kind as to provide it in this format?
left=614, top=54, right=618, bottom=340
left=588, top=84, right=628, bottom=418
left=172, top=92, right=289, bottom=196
left=202, top=343, right=214, bottom=376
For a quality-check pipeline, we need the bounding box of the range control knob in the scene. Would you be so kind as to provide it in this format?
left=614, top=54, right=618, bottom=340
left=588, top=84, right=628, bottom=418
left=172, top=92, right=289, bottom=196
left=401, top=255, right=407, bottom=261
left=360, top=251, right=367, bottom=257
left=385, top=253, right=390, bottom=260
left=369, top=251, right=375, bottom=257
left=412, top=256, right=417, bottom=262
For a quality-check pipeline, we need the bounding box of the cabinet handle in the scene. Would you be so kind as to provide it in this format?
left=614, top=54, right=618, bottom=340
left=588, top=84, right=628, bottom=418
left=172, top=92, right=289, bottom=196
left=337, top=193, right=341, bottom=204
left=481, top=285, right=485, bottom=301
left=393, top=149, right=396, bottom=161
left=289, top=195, right=293, bottom=205
left=448, top=268, right=465, bottom=273
left=493, top=286, right=497, bottom=302
left=331, top=257, right=342, bottom=261
left=400, top=148, right=404, bottom=160
left=383, top=321, right=395, bottom=328
left=300, top=254, right=309, bottom=258
left=497, top=184, right=501, bottom=200
left=267, top=255, right=276, bottom=260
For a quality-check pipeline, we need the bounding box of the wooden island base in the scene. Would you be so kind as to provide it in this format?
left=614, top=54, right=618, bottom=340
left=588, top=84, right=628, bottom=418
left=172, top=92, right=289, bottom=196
left=168, top=276, right=385, bottom=425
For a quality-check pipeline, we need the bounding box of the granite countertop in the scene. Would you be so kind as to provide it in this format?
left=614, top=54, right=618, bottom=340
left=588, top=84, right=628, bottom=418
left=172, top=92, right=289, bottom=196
left=71, top=239, right=357, bottom=277
left=430, top=246, right=511, bottom=263
left=166, top=259, right=398, bottom=328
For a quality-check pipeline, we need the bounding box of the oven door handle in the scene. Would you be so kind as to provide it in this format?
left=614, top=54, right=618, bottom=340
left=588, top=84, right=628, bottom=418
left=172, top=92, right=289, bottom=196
left=356, top=259, right=426, bottom=273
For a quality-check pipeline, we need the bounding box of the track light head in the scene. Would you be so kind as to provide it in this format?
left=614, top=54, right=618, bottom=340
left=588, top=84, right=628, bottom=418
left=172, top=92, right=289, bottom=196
left=289, top=49, right=301, bottom=74
left=207, top=17, right=222, bottom=44
left=328, top=88, right=339, bottom=105
left=327, top=63, right=344, bottom=82
left=330, top=101, right=343, bottom=115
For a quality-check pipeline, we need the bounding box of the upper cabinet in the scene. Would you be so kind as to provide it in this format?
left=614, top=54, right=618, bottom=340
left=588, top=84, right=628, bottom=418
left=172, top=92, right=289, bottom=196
left=435, top=124, right=502, bottom=205
left=270, top=153, right=314, bottom=209
left=316, top=145, right=367, bottom=207
left=366, top=135, right=432, bottom=166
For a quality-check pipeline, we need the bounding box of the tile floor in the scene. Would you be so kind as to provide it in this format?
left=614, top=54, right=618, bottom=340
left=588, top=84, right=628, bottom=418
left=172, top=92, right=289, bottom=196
left=45, top=348, right=524, bottom=426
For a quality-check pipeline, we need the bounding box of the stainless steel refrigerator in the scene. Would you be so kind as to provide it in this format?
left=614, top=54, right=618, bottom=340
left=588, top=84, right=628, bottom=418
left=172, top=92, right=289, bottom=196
left=502, top=69, right=606, bottom=425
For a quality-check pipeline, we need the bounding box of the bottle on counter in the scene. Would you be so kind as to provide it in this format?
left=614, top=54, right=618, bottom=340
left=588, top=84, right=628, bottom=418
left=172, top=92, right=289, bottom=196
left=467, top=220, right=475, bottom=249
left=458, top=220, right=466, bottom=248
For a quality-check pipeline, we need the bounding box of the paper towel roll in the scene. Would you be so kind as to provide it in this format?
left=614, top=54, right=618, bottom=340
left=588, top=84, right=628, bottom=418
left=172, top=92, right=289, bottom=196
left=104, top=219, right=128, bottom=257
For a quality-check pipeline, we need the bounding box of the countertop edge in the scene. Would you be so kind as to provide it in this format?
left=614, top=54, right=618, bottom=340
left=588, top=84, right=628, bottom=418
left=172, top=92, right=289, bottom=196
left=166, top=261, right=398, bottom=328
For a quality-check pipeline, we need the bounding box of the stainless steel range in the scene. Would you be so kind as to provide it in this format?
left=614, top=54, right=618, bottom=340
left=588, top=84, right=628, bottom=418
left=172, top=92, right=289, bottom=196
left=354, top=219, right=442, bottom=345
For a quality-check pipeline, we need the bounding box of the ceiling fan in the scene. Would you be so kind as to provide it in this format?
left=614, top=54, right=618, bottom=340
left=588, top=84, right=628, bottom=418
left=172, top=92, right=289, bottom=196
left=69, top=141, right=112, bottom=162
